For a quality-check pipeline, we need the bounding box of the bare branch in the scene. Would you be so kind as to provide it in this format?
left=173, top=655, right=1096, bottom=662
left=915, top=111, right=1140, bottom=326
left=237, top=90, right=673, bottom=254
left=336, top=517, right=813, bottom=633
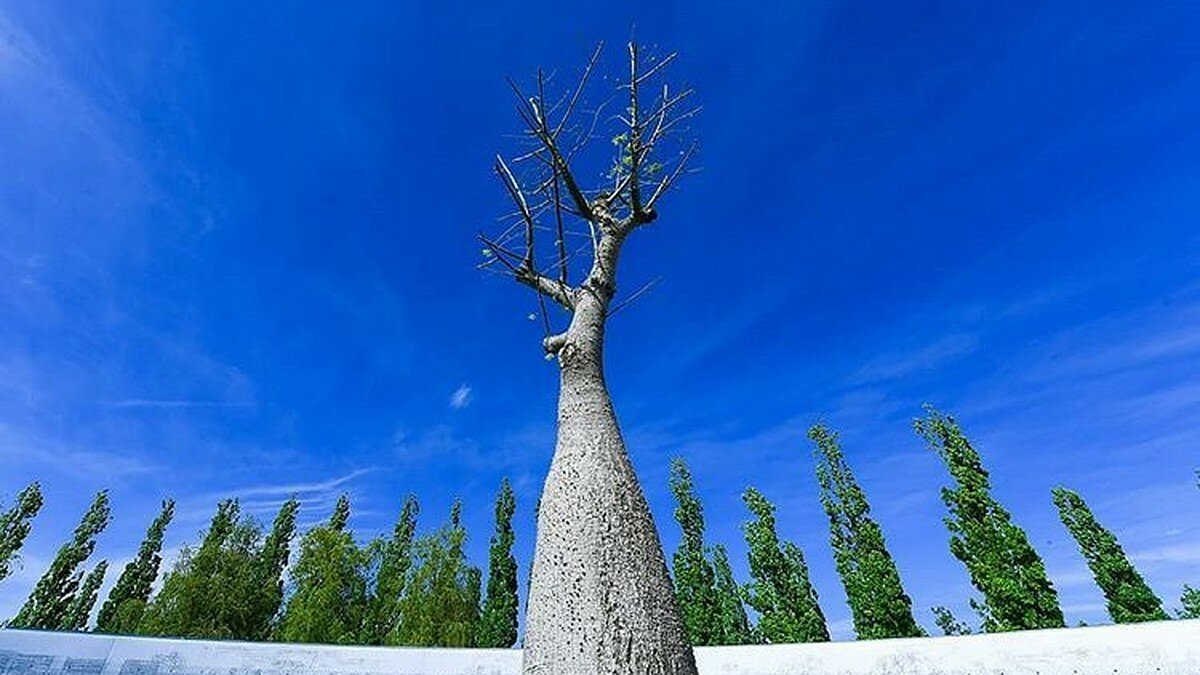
left=542, top=332, right=568, bottom=355
left=552, top=170, right=568, bottom=284
left=484, top=42, right=699, bottom=327
left=552, top=42, right=604, bottom=141
left=641, top=88, right=695, bottom=132
left=506, top=73, right=595, bottom=221
left=647, top=104, right=702, bottom=147
left=645, top=140, right=699, bottom=211
left=631, top=52, right=677, bottom=88
left=608, top=276, right=662, bottom=317
left=494, top=156, right=535, bottom=267
left=516, top=266, right=576, bottom=311
left=626, top=42, right=644, bottom=217
left=478, top=233, right=523, bottom=274
left=544, top=141, right=593, bottom=220
left=480, top=233, right=576, bottom=311
left=535, top=282, right=552, bottom=335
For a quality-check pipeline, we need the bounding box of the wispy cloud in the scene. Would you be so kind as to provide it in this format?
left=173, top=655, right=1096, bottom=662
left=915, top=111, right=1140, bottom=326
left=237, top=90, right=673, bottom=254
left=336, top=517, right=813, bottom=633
left=850, top=333, right=979, bottom=384
left=0, top=422, right=158, bottom=482
left=1130, top=541, right=1200, bottom=567
left=212, top=468, right=377, bottom=501
left=177, top=468, right=379, bottom=524
left=110, top=399, right=254, bottom=409
left=449, top=385, right=472, bottom=410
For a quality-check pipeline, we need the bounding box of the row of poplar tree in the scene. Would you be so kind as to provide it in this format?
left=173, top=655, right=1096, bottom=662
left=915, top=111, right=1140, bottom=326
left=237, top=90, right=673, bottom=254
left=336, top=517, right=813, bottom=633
left=0, top=406, right=1197, bottom=645
left=0, top=480, right=520, bottom=647
left=668, top=406, right=1200, bottom=645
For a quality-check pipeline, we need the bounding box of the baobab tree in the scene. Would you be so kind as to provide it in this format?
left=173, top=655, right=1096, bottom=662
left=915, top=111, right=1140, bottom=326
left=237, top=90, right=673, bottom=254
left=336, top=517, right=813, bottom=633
left=480, top=42, right=700, bottom=674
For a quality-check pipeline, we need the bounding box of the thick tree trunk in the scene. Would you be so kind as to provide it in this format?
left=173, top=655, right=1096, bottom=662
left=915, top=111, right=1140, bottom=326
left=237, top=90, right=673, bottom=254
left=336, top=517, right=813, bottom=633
left=522, top=295, right=697, bottom=674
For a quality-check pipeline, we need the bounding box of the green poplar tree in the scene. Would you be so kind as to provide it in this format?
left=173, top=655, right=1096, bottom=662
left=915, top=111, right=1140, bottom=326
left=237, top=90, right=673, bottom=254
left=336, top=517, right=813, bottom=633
left=138, top=499, right=268, bottom=639
left=809, top=424, right=923, bottom=639
left=139, top=499, right=240, bottom=636
left=711, top=544, right=752, bottom=644
left=1051, top=487, right=1166, bottom=623
left=477, top=479, right=519, bottom=648
left=62, top=561, right=108, bottom=631
left=1178, top=586, right=1200, bottom=620
left=741, top=487, right=828, bottom=643
left=249, top=497, right=299, bottom=639
left=364, top=495, right=419, bottom=645
left=915, top=406, right=1064, bottom=632
left=96, top=499, right=176, bottom=634
left=396, top=500, right=481, bottom=647
left=668, top=458, right=722, bottom=645
left=0, top=482, right=44, bottom=583
left=931, top=606, right=972, bottom=636
left=11, top=490, right=112, bottom=630
left=277, top=494, right=368, bottom=644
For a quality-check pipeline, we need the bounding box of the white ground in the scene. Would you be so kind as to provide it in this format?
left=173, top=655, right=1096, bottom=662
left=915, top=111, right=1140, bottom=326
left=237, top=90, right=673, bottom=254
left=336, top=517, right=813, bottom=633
left=1, top=619, right=1197, bottom=674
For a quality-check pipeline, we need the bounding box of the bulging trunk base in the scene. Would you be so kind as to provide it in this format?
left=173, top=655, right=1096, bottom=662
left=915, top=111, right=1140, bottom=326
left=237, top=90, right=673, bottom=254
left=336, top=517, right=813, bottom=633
left=522, top=364, right=697, bottom=675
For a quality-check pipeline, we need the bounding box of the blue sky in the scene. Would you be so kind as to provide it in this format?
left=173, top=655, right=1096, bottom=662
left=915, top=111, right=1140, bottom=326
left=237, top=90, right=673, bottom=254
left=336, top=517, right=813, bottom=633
left=1, top=0, right=1198, bottom=638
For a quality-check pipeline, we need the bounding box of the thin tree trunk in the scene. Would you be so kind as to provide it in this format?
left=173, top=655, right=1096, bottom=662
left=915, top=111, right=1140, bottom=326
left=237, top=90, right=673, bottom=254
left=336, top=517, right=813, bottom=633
left=523, top=292, right=697, bottom=674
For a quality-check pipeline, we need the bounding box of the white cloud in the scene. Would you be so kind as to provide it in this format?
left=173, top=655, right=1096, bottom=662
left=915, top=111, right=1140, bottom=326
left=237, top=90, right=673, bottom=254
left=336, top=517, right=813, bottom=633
left=201, top=468, right=375, bottom=501
left=1130, top=541, right=1200, bottom=567
left=109, top=399, right=253, bottom=409
left=449, top=384, right=472, bottom=410
left=850, top=333, right=979, bottom=384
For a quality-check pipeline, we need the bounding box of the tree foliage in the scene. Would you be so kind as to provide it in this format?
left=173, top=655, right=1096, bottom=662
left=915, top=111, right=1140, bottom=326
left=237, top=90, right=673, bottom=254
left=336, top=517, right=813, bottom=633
left=741, top=487, right=828, bottom=643
left=96, top=499, right=176, bottom=634
left=668, top=458, right=723, bottom=645
left=10, top=490, right=111, bottom=630
left=277, top=494, right=369, bottom=644
left=1179, top=585, right=1200, bottom=620
left=915, top=406, right=1064, bottom=632
left=710, top=544, right=753, bottom=645
left=363, top=494, right=419, bottom=645
left=477, top=479, right=519, bottom=648
left=810, top=424, right=924, bottom=639
left=931, top=606, right=973, bottom=636
left=1052, top=487, right=1167, bottom=623
left=250, top=496, right=300, bottom=639
left=395, top=501, right=481, bottom=647
left=139, top=498, right=297, bottom=640
left=62, top=561, right=108, bottom=631
left=0, top=482, right=44, bottom=584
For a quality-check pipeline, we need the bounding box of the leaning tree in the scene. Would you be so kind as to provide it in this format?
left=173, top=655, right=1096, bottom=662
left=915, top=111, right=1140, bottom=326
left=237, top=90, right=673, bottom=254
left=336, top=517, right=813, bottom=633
left=480, top=42, right=700, bottom=674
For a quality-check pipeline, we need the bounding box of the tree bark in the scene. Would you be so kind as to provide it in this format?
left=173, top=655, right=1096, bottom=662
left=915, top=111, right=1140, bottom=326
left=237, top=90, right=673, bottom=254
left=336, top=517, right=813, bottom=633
left=522, top=285, right=697, bottom=674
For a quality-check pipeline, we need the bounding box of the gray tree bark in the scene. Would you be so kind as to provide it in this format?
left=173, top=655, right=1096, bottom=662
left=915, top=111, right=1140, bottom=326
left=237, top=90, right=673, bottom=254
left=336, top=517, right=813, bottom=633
left=522, top=229, right=697, bottom=675
left=482, top=43, right=701, bottom=674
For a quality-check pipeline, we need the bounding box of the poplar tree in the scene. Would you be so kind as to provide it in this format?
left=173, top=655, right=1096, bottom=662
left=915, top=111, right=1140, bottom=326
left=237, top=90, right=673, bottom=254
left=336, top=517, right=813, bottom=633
left=396, top=500, right=481, bottom=647
left=711, top=544, right=752, bottom=644
left=364, top=495, right=419, bottom=645
left=0, top=482, right=44, bottom=583
left=250, top=497, right=299, bottom=639
left=741, top=488, right=828, bottom=643
left=139, top=499, right=241, bottom=636
left=931, top=606, right=972, bottom=636
left=1179, top=586, right=1200, bottom=620
left=277, top=494, right=368, bottom=644
left=138, top=499, right=268, bottom=639
left=62, top=561, right=107, bottom=631
left=668, top=458, right=722, bottom=645
left=96, top=499, right=175, bottom=634
left=1052, top=487, right=1167, bottom=623
left=809, top=424, right=923, bottom=639
left=11, top=490, right=111, bottom=630
left=477, top=479, right=519, bottom=648
left=915, top=406, right=1064, bottom=632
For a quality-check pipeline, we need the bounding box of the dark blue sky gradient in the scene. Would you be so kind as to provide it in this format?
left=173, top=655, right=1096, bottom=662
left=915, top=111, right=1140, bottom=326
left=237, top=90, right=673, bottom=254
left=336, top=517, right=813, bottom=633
left=1, top=1, right=1198, bottom=636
